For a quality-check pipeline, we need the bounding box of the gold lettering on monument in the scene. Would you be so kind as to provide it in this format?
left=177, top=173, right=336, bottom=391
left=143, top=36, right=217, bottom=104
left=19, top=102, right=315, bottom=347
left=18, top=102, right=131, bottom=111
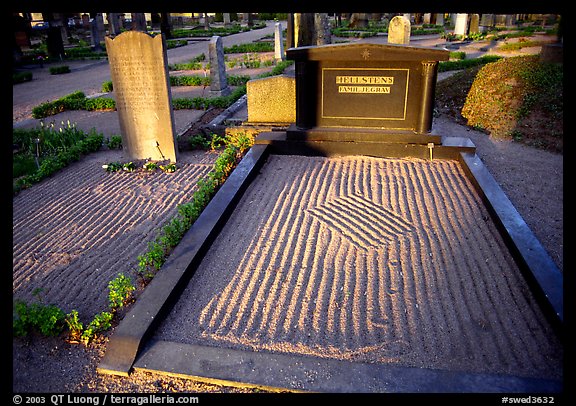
left=338, top=86, right=391, bottom=93
left=335, top=76, right=394, bottom=93
left=336, top=76, right=394, bottom=84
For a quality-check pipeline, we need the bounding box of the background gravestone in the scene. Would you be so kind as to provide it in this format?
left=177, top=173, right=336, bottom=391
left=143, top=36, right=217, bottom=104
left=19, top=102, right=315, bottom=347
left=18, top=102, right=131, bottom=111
left=469, top=14, right=480, bottom=35
left=388, top=16, right=411, bottom=44
left=105, top=31, right=178, bottom=162
left=435, top=13, right=444, bottom=26
left=209, top=36, right=231, bottom=96
left=454, top=13, right=469, bottom=36
left=274, top=22, right=285, bottom=61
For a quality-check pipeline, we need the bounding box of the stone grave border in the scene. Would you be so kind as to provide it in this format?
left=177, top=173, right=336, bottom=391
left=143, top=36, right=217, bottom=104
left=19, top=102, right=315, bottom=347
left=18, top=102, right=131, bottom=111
left=97, top=126, right=563, bottom=392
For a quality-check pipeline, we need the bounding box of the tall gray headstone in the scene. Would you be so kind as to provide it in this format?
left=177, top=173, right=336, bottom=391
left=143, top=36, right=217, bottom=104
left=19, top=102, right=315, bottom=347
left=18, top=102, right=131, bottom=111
left=90, top=19, right=103, bottom=52
left=274, top=22, right=285, bottom=61
left=95, top=14, right=106, bottom=39
left=105, top=31, right=178, bottom=162
left=223, top=13, right=231, bottom=26
left=209, top=36, right=231, bottom=96
left=388, top=15, right=411, bottom=45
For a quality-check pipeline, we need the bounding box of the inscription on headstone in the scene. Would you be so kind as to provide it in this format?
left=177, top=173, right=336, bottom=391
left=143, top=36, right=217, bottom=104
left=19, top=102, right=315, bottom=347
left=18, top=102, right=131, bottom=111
left=105, top=31, right=178, bottom=162
left=322, top=68, right=409, bottom=121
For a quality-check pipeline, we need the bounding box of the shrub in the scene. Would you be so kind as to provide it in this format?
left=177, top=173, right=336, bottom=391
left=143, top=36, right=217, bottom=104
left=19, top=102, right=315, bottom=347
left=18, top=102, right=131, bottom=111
left=84, top=97, right=115, bottom=111
left=13, top=128, right=104, bottom=195
left=224, top=42, right=274, bottom=53
left=102, top=80, right=113, bottom=92
left=108, top=273, right=135, bottom=311
left=106, top=135, right=122, bottom=150
left=13, top=71, right=33, bottom=84
left=461, top=55, right=563, bottom=141
left=49, top=65, right=71, bottom=75
left=31, top=91, right=86, bottom=118
left=13, top=299, right=66, bottom=337
left=80, top=311, right=113, bottom=345
left=438, top=55, right=502, bottom=72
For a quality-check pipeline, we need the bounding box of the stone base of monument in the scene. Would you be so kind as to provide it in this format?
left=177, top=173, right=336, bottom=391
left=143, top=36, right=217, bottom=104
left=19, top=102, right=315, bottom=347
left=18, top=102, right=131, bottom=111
left=286, top=124, right=443, bottom=144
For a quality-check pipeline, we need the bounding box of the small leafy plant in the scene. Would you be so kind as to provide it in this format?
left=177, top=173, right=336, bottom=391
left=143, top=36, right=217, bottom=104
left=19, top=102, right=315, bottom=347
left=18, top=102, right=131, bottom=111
left=122, top=161, right=136, bottom=172
left=160, top=163, right=177, bottom=173
left=102, top=162, right=122, bottom=172
left=143, top=161, right=159, bottom=171
left=13, top=288, right=65, bottom=337
left=13, top=299, right=66, bottom=337
left=106, top=135, right=122, bottom=150
left=108, top=273, right=135, bottom=311
left=188, top=134, right=210, bottom=150
left=80, top=312, right=113, bottom=345
left=65, top=310, right=84, bottom=342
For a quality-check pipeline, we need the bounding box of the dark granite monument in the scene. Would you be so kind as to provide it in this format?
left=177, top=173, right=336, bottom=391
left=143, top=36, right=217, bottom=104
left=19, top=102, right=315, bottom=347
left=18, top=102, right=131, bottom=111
left=285, top=42, right=449, bottom=141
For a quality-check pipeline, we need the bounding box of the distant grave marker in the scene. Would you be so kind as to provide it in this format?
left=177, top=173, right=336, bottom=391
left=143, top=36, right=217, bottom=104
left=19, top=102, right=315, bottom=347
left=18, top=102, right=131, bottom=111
left=275, top=22, right=285, bottom=61
left=388, top=15, right=411, bottom=45
left=105, top=31, right=178, bottom=162
left=454, top=14, right=469, bottom=37
left=209, top=36, right=231, bottom=96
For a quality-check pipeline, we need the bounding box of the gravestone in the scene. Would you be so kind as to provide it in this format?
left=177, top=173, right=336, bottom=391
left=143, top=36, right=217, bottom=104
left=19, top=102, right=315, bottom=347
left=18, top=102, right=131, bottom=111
left=469, top=14, right=480, bottom=35
left=95, top=14, right=106, bottom=41
left=274, top=22, right=285, bottom=61
left=105, top=31, right=178, bottom=162
left=388, top=16, right=410, bottom=45
left=247, top=74, right=296, bottom=124
left=90, top=18, right=103, bottom=52
left=454, top=14, right=468, bottom=36
left=436, top=13, right=444, bottom=26
left=223, top=13, right=231, bottom=26
left=209, top=36, right=231, bottom=96
left=480, top=14, right=494, bottom=32
left=108, top=13, right=121, bottom=36
left=286, top=42, right=449, bottom=141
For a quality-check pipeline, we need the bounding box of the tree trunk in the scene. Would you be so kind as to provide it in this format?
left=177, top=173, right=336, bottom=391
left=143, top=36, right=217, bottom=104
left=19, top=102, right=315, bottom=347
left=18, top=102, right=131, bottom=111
left=314, top=13, right=331, bottom=45
left=294, top=13, right=315, bottom=47
left=160, top=12, right=172, bottom=39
